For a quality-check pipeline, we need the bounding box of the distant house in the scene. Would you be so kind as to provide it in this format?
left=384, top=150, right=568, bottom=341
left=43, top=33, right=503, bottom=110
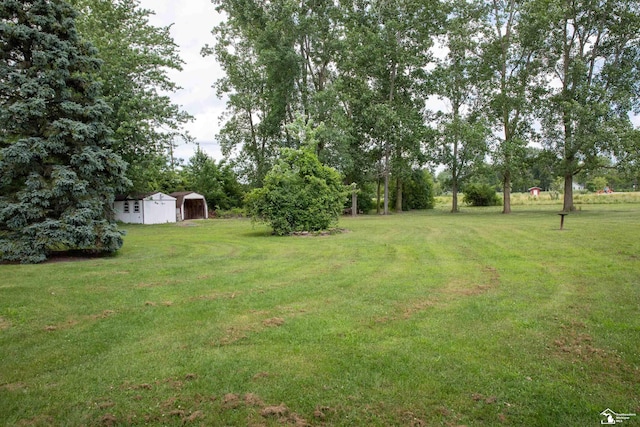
left=114, top=192, right=177, bottom=224
left=528, top=186, right=542, bottom=197
left=170, top=192, right=209, bottom=221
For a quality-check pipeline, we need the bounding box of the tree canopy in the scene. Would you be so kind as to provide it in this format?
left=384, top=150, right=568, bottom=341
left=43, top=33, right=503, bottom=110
left=70, top=0, right=193, bottom=191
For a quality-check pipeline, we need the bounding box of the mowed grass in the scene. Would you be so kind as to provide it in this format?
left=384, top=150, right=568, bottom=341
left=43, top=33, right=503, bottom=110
left=1, top=204, right=639, bottom=426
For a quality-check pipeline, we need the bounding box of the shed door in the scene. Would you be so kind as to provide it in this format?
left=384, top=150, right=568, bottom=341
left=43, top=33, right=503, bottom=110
left=184, top=199, right=205, bottom=219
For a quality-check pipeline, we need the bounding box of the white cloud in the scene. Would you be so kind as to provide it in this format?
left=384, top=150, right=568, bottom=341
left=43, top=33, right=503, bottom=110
left=137, top=0, right=227, bottom=161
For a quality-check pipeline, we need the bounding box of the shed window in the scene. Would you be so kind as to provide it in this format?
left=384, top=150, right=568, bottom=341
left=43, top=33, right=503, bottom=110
left=133, top=201, right=140, bottom=213
left=123, top=202, right=130, bottom=213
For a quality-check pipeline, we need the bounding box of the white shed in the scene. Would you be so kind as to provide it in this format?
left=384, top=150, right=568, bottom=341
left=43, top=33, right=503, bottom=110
left=114, top=192, right=177, bottom=224
left=170, top=192, right=209, bottom=221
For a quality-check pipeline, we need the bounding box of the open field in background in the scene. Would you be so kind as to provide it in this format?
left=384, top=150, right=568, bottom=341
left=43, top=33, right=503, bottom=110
left=1, top=203, right=639, bottom=426
left=435, top=191, right=640, bottom=208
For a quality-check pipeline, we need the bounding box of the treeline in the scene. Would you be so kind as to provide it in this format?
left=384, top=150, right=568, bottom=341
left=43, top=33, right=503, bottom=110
left=27, top=0, right=640, bottom=214
left=206, top=0, right=640, bottom=214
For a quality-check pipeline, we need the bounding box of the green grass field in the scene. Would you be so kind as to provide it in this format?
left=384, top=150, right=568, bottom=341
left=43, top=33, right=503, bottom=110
left=1, top=203, right=639, bottom=426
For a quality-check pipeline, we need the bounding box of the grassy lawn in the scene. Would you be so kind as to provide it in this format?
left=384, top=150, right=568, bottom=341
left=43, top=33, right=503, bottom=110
left=1, top=203, right=639, bottom=426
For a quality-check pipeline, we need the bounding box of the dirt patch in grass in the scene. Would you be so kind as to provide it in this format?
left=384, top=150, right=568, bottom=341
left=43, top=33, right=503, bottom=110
left=260, top=403, right=309, bottom=425
left=89, top=385, right=365, bottom=427
left=0, top=316, right=11, bottom=330
left=400, top=410, right=428, bottom=427
left=96, top=400, right=116, bottom=410
left=214, top=326, right=253, bottom=346
left=191, top=291, right=243, bottom=302
left=472, top=393, right=498, bottom=404
left=91, top=310, right=116, bottom=320
left=444, top=265, right=500, bottom=297
left=402, top=299, right=437, bottom=319
left=260, top=403, right=288, bottom=417
left=552, top=333, right=600, bottom=358
left=253, top=372, right=271, bottom=381
left=43, top=310, right=115, bottom=332
left=99, top=413, right=117, bottom=426
left=244, top=393, right=265, bottom=407
left=263, top=317, right=285, bottom=327
left=185, top=410, right=204, bottom=422
left=372, top=299, right=436, bottom=324
left=291, top=228, right=349, bottom=237
left=2, top=382, right=27, bottom=392
left=375, top=266, right=501, bottom=324
left=213, top=312, right=295, bottom=346
left=313, top=405, right=336, bottom=421
left=452, top=284, right=493, bottom=296
left=550, top=321, right=633, bottom=374
left=16, top=415, right=55, bottom=426
left=136, top=280, right=181, bottom=288
left=135, top=390, right=310, bottom=425
left=223, top=393, right=241, bottom=408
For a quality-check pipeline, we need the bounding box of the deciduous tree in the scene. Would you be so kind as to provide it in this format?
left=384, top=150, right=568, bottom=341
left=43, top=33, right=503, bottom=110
left=538, top=0, right=640, bottom=211
left=483, top=0, right=547, bottom=213
left=432, top=0, right=490, bottom=213
left=70, top=0, right=193, bottom=191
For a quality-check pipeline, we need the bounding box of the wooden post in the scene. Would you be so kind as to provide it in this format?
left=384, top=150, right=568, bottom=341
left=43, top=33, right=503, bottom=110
left=558, top=213, right=568, bottom=230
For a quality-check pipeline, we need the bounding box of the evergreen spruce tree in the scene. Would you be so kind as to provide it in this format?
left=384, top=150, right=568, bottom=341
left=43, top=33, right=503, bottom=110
left=0, top=0, right=129, bottom=263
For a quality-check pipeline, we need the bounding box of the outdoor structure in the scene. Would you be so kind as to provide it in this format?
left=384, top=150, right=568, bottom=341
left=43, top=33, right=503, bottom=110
left=528, top=186, right=542, bottom=197
left=114, top=192, right=177, bottom=224
left=171, top=192, right=209, bottom=221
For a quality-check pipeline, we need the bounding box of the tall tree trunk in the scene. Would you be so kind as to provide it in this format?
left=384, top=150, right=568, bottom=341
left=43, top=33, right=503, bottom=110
left=351, top=185, right=358, bottom=217
left=451, top=177, right=459, bottom=213
left=451, top=100, right=460, bottom=213
left=563, top=174, right=574, bottom=212
left=451, top=140, right=459, bottom=213
left=376, top=177, right=381, bottom=215
left=383, top=150, right=390, bottom=215
left=502, top=170, right=512, bottom=214
left=383, top=59, right=398, bottom=216
left=395, top=177, right=402, bottom=212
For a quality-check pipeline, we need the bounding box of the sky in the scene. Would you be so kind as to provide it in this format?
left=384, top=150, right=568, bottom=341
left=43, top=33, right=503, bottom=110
left=137, top=0, right=227, bottom=163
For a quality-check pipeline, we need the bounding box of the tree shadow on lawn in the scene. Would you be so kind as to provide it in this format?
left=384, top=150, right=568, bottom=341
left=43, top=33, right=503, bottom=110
left=0, top=250, right=116, bottom=265
left=241, top=228, right=350, bottom=238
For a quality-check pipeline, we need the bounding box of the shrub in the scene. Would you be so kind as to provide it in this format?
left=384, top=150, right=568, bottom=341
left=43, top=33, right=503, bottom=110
left=213, top=208, right=246, bottom=218
left=463, top=183, right=501, bottom=207
left=394, top=169, right=436, bottom=210
left=245, top=148, right=349, bottom=235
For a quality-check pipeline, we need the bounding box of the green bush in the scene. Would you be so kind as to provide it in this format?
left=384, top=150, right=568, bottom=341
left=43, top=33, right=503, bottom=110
left=213, top=208, right=246, bottom=218
left=393, top=169, right=436, bottom=210
left=245, top=148, right=349, bottom=235
left=463, top=183, right=501, bottom=207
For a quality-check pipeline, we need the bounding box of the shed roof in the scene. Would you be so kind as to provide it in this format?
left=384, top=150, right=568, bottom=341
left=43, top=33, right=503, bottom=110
left=115, top=192, right=176, bottom=201
left=169, top=192, right=206, bottom=204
